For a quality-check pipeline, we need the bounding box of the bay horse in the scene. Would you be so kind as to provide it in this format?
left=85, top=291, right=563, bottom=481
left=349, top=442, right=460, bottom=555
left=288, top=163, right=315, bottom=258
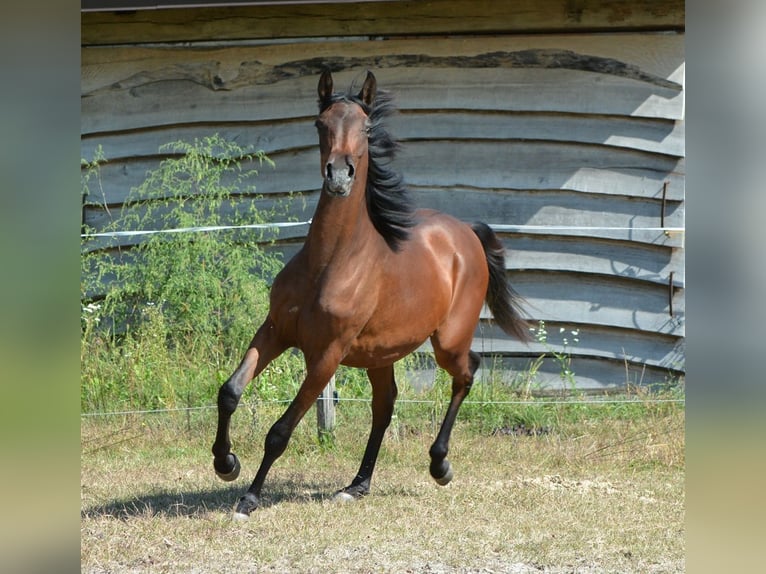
left=212, top=69, right=529, bottom=519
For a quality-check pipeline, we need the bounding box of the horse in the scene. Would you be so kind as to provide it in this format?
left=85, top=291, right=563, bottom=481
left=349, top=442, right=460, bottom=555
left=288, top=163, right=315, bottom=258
left=212, top=69, right=529, bottom=519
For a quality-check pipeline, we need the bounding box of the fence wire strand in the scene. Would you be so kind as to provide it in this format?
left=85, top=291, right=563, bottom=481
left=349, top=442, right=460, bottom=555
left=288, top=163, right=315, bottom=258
left=80, top=395, right=684, bottom=418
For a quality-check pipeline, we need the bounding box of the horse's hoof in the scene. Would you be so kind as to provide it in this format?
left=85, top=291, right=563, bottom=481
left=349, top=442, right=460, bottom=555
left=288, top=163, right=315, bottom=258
left=332, top=483, right=369, bottom=502
left=232, top=493, right=258, bottom=519
left=333, top=491, right=356, bottom=503
left=433, top=461, right=454, bottom=486
left=215, top=453, right=241, bottom=482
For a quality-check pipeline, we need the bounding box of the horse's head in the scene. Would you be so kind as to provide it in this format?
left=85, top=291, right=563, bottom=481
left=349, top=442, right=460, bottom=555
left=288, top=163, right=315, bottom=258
left=315, top=69, right=377, bottom=197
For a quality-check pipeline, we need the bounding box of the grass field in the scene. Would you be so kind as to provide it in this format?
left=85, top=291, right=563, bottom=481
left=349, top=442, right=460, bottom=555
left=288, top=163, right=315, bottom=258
left=81, top=393, right=684, bottom=573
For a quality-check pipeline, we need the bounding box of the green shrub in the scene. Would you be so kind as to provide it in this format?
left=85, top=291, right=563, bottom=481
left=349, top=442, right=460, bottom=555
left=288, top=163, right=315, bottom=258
left=81, top=135, right=298, bottom=412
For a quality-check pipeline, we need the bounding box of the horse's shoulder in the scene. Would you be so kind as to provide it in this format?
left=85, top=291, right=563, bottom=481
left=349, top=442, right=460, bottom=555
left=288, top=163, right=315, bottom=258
left=412, top=209, right=473, bottom=240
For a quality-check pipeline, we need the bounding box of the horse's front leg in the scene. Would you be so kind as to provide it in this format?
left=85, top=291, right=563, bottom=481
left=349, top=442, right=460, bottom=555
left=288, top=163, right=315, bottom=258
left=335, top=364, right=398, bottom=501
left=211, top=318, right=286, bottom=481
left=233, top=351, right=341, bottom=519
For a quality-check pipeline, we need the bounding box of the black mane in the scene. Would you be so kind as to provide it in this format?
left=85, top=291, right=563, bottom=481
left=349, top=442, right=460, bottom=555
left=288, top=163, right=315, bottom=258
left=319, top=86, right=416, bottom=251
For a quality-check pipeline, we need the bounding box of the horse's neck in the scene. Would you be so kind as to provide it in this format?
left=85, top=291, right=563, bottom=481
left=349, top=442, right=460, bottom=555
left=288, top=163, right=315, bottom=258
left=305, top=182, right=378, bottom=269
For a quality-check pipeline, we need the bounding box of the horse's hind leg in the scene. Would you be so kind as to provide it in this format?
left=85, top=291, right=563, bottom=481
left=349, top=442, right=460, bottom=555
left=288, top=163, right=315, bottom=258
left=428, top=347, right=481, bottom=485
left=335, top=365, right=398, bottom=501
left=212, top=317, right=286, bottom=481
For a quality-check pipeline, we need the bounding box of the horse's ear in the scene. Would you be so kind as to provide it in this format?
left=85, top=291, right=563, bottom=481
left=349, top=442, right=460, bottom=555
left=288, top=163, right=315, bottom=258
left=318, top=69, right=334, bottom=106
left=358, top=70, right=377, bottom=108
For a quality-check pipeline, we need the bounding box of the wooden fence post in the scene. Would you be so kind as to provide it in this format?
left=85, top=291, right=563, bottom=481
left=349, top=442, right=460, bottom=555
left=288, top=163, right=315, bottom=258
left=316, top=375, right=336, bottom=443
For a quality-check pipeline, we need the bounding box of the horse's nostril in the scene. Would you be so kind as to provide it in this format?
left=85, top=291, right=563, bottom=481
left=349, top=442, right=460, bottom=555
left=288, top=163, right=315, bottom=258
left=326, top=163, right=333, bottom=180
left=347, top=163, right=354, bottom=178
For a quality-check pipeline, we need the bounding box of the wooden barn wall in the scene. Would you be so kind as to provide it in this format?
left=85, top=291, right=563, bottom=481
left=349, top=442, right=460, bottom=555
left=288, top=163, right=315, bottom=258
left=81, top=1, right=685, bottom=391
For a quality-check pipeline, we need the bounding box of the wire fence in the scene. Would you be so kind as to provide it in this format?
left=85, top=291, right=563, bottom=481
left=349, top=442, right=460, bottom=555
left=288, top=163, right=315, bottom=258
left=80, top=394, right=684, bottom=419
left=81, top=220, right=684, bottom=241
left=80, top=219, right=313, bottom=240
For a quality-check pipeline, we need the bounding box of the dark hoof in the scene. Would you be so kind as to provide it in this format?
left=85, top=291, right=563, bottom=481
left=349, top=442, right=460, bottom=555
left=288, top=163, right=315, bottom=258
left=431, top=460, right=453, bottom=486
left=214, top=453, right=241, bottom=482
left=233, top=492, right=259, bottom=520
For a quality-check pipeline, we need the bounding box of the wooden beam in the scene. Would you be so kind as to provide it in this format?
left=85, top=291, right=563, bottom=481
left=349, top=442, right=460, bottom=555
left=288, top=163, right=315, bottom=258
left=81, top=0, right=685, bottom=46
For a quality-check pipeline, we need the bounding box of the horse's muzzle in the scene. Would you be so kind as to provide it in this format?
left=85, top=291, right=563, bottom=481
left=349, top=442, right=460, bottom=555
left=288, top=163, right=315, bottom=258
left=323, top=180, right=352, bottom=197
left=324, top=157, right=355, bottom=197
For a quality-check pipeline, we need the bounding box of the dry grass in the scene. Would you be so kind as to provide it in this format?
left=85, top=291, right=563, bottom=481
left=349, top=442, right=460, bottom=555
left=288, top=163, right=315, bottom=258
left=81, top=400, right=684, bottom=573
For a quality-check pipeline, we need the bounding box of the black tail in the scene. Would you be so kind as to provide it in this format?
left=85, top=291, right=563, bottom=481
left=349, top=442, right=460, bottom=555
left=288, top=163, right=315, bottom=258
left=472, top=222, right=531, bottom=343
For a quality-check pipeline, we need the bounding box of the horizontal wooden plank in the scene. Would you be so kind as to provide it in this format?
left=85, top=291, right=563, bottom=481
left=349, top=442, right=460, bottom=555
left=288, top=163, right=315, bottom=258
left=471, top=321, right=685, bottom=369
left=470, top=356, right=682, bottom=391
left=400, top=142, right=685, bottom=199
left=388, top=68, right=683, bottom=119
left=255, top=224, right=686, bottom=259
left=406, top=349, right=682, bottom=391
left=81, top=112, right=685, bottom=162
left=502, top=235, right=684, bottom=287
left=413, top=186, right=684, bottom=230
left=395, top=113, right=685, bottom=158
left=261, top=222, right=682, bottom=252
left=502, top=271, right=685, bottom=336
left=494, top=226, right=684, bottom=248
left=81, top=157, right=284, bottom=206
left=81, top=1, right=685, bottom=46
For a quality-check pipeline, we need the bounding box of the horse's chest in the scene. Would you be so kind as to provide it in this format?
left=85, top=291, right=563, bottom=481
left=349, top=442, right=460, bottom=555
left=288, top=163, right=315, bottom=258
left=309, top=284, right=373, bottom=327
left=274, top=280, right=371, bottom=344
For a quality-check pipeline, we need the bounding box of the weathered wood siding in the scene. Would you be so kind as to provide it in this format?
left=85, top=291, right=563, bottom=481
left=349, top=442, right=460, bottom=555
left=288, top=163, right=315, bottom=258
left=82, top=1, right=685, bottom=391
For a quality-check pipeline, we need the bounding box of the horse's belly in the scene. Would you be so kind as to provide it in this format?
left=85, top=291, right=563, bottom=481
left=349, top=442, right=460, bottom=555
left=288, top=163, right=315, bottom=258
left=341, top=340, right=425, bottom=369
left=341, top=322, right=434, bottom=369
